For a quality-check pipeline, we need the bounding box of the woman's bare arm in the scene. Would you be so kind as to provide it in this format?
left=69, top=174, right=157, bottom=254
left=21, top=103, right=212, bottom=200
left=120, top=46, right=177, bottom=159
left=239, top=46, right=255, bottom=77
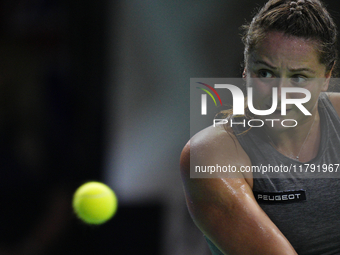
left=180, top=126, right=297, bottom=255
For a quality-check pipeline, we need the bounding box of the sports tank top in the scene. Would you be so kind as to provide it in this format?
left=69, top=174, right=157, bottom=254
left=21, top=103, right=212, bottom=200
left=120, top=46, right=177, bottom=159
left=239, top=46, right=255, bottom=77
left=206, top=93, right=340, bottom=255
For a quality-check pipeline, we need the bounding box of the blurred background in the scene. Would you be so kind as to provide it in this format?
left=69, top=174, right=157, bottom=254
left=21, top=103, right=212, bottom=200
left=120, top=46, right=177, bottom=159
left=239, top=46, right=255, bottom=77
left=1, top=0, right=340, bottom=254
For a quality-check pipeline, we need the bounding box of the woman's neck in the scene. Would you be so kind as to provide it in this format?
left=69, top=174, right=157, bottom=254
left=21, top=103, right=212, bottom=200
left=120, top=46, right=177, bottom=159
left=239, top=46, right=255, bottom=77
left=262, top=113, right=321, bottom=162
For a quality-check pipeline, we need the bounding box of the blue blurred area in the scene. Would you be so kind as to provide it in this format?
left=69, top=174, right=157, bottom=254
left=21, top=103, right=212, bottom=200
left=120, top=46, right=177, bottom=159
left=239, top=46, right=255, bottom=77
left=103, top=1, right=259, bottom=254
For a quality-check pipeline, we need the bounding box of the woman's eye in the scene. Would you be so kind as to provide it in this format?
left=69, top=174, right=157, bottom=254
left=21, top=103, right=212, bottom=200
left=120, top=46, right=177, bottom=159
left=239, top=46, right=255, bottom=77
left=258, top=70, right=274, bottom=78
left=291, top=76, right=307, bottom=84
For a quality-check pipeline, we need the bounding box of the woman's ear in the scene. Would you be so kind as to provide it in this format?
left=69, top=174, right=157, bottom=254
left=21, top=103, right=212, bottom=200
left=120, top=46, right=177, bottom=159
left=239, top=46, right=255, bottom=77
left=326, top=61, right=335, bottom=78
left=242, top=68, right=247, bottom=80
left=323, top=61, right=335, bottom=91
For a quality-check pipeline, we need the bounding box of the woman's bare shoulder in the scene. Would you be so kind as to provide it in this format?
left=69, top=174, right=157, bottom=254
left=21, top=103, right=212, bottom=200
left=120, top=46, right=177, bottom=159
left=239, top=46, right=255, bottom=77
left=180, top=124, right=252, bottom=180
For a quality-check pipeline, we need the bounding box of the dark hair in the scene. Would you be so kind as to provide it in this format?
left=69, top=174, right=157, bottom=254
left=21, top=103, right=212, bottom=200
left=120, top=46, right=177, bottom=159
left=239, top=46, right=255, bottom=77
left=242, top=0, right=338, bottom=75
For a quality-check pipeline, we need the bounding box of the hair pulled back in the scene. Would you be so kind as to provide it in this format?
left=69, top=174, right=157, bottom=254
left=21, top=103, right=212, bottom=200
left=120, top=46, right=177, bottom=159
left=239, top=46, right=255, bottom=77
left=242, top=0, right=337, bottom=74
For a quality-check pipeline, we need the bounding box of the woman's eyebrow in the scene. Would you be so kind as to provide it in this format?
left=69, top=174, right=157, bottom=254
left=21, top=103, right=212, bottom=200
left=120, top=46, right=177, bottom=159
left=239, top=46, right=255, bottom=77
left=252, top=60, right=277, bottom=69
left=288, top=67, right=316, bottom=74
left=253, top=60, right=316, bottom=73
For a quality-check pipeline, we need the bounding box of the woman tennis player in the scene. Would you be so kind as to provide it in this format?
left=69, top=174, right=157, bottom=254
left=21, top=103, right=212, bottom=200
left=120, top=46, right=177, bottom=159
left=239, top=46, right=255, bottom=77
left=180, top=0, right=340, bottom=254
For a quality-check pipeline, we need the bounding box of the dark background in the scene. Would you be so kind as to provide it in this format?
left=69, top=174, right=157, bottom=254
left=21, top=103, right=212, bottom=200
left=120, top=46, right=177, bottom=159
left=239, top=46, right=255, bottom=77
left=1, top=0, right=340, bottom=254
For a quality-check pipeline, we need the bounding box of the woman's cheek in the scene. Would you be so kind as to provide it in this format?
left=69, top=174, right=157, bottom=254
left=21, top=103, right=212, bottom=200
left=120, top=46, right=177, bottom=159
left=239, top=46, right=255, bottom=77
left=250, top=85, right=270, bottom=108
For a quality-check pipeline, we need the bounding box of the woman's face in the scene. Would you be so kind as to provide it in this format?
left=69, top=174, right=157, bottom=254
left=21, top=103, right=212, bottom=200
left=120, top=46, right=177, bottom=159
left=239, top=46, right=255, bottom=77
left=244, top=31, right=331, bottom=128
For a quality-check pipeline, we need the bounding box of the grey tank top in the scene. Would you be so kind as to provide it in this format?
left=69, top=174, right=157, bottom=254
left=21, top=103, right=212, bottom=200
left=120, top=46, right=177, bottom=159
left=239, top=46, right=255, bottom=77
left=206, top=93, right=340, bottom=255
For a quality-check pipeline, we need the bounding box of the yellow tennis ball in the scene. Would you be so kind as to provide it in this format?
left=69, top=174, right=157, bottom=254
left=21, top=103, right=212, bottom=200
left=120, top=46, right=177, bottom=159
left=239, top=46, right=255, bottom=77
left=73, top=182, right=118, bottom=225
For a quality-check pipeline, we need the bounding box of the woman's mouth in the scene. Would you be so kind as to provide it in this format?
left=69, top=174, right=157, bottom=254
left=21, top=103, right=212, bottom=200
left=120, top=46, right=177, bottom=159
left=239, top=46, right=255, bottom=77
left=265, top=105, right=291, bottom=115
left=273, top=108, right=291, bottom=115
